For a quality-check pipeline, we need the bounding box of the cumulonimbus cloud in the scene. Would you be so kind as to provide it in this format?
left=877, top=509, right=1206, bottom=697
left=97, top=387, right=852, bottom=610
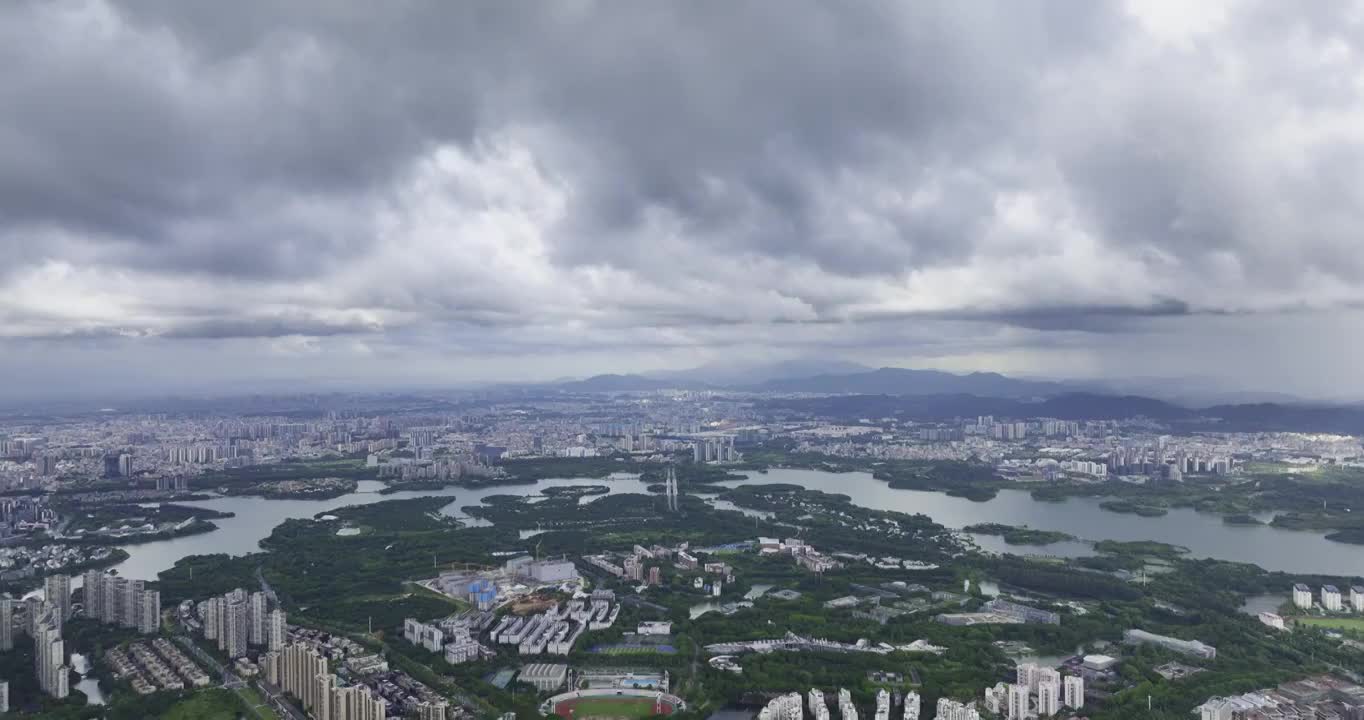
left=2, top=0, right=1363, bottom=365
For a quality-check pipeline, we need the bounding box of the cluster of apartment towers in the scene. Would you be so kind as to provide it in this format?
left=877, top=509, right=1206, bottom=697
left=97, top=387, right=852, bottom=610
left=196, top=587, right=288, bottom=658
left=760, top=688, right=919, bottom=720
left=759, top=665, right=1085, bottom=720
left=260, top=643, right=390, bottom=720
left=261, top=643, right=394, bottom=720
left=0, top=572, right=162, bottom=701
left=980, top=664, right=1086, bottom=720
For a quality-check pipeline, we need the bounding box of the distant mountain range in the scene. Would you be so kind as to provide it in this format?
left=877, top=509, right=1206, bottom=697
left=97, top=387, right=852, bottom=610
left=747, top=367, right=1067, bottom=397
left=505, top=364, right=1364, bottom=433
left=533, top=364, right=1070, bottom=397
left=529, top=363, right=1324, bottom=407
left=548, top=374, right=690, bottom=393
left=653, top=358, right=874, bottom=386
left=759, top=392, right=1364, bottom=434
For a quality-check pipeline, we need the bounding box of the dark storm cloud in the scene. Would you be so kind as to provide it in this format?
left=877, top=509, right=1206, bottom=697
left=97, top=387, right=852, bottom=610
left=2, top=0, right=1364, bottom=388
left=0, top=1, right=1121, bottom=280
left=941, top=299, right=1195, bottom=333
left=159, top=314, right=382, bottom=340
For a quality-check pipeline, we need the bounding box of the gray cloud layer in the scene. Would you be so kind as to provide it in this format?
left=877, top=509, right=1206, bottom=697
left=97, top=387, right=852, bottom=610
left=3, top=0, right=1364, bottom=392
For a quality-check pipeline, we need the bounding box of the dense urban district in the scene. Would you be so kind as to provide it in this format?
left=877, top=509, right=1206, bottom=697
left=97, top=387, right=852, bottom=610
left=4, top=383, right=1364, bottom=720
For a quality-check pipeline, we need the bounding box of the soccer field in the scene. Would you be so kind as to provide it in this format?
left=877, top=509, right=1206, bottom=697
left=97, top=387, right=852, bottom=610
left=554, top=697, right=673, bottom=719
left=1297, top=616, right=1364, bottom=631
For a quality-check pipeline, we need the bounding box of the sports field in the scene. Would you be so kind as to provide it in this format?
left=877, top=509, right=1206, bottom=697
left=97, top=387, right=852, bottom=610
left=1296, top=616, right=1364, bottom=632
left=588, top=643, right=678, bottom=655
left=554, top=696, right=675, bottom=719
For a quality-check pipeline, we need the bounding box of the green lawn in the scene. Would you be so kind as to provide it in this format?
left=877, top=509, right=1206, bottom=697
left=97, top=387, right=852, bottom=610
left=557, top=697, right=671, bottom=719
left=238, top=686, right=281, bottom=720
left=406, top=581, right=471, bottom=608
left=160, top=690, right=249, bottom=720
left=1297, top=616, right=1364, bottom=631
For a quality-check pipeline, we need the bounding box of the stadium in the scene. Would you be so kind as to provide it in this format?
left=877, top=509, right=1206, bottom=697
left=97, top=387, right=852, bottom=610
left=542, top=688, right=686, bottom=719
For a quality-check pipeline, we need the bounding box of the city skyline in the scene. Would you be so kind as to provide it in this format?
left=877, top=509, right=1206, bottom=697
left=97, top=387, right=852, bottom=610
left=4, top=1, right=1364, bottom=399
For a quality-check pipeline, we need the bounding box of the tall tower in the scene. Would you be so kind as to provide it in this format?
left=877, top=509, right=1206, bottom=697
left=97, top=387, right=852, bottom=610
left=1007, top=684, right=1029, bottom=720
left=1063, top=676, right=1084, bottom=709
left=665, top=465, right=679, bottom=512
left=81, top=570, right=105, bottom=620
left=0, top=598, right=14, bottom=651
left=225, top=597, right=249, bottom=658
left=1038, top=678, right=1060, bottom=716
left=137, top=590, right=160, bottom=634
left=267, top=608, right=287, bottom=651
left=33, top=607, right=69, bottom=699
left=248, top=592, right=268, bottom=645
left=121, top=579, right=144, bottom=628
left=44, top=575, right=71, bottom=621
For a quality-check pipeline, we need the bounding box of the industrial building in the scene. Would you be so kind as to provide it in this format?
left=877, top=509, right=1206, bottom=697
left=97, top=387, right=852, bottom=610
left=519, top=663, right=569, bottom=692
left=1124, top=628, right=1216, bottom=660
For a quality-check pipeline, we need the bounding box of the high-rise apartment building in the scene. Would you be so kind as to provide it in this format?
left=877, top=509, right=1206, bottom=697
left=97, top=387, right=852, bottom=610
left=44, top=574, right=71, bottom=621
left=202, top=597, right=222, bottom=641
left=268, top=608, right=287, bottom=651
left=225, top=597, right=249, bottom=658
left=101, top=576, right=124, bottom=625
left=137, top=590, right=161, bottom=634
left=268, top=643, right=330, bottom=713
left=82, top=570, right=106, bottom=619
left=1038, top=679, right=1060, bottom=717
left=121, top=579, right=144, bottom=628
left=0, top=598, right=14, bottom=651
left=1007, top=684, right=1029, bottom=720
left=1016, top=663, right=1039, bottom=692
left=33, top=607, right=69, bottom=699
left=1063, top=676, right=1084, bottom=710
left=83, top=572, right=157, bottom=634
left=334, top=683, right=387, bottom=720
left=313, top=673, right=335, bottom=720
left=249, top=591, right=268, bottom=646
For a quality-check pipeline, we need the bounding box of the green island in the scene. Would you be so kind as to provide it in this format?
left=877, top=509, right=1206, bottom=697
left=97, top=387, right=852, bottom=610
left=378, top=479, right=460, bottom=494
left=1098, top=499, right=1169, bottom=517
left=1020, top=463, right=1364, bottom=539
left=227, top=476, right=358, bottom=499
left=1091, top=539, right=1190, bottom=558
left=1323, top=528, right=1364, bottom=545
left=53, top=502, right=235, bottom=544
left=188, top=457, right=377, bottom=499
left=540, top=484, right=611, bottom=498
left=1223, top=513, right=1265, bottom=526
left=496, top=455, right=630, bottom=482
left=962, top=523, right=1076, bottom=545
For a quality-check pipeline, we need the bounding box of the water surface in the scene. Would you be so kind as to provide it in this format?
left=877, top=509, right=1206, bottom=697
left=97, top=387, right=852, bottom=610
left=102, top=467, right=1364, bottom=582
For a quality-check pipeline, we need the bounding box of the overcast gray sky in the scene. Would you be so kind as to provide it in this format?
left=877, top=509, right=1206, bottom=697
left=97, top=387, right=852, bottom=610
left=3, top=0, right=1364, bottom=400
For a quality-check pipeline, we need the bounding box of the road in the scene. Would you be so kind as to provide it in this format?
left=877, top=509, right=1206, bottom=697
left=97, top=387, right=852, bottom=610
left=173, top=633, right=282, bottom=720
left=258, top=678, right=308, bottom=720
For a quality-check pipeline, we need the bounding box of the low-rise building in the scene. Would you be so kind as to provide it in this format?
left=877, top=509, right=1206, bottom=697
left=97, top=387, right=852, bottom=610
left=637, top=621, right=672, bottom=636
left=1124, top=629, right=1216, bottom=660
left=519, top=663, right=569, bottom=692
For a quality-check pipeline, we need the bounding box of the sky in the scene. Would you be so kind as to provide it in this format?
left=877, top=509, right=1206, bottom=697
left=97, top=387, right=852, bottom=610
left=3, top=0, right=1364, bottom=401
